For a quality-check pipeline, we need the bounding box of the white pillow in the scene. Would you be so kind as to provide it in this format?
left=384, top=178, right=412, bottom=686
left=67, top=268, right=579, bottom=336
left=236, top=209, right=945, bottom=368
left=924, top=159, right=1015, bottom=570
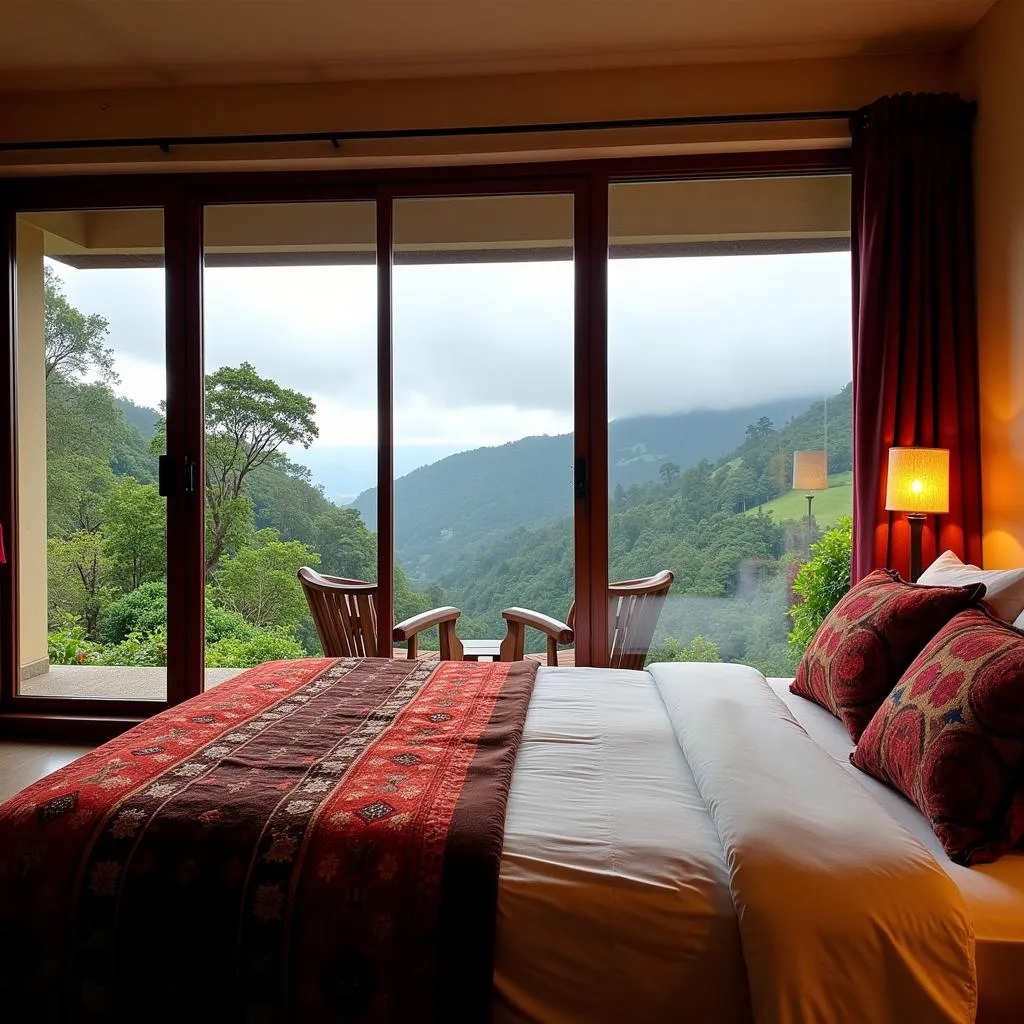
left=918, top=550, right=1024, bottom=624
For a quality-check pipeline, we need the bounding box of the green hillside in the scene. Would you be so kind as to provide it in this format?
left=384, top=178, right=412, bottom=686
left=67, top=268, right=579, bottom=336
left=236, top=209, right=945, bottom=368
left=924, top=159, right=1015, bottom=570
left=751, top=470, right=853, bottom=528
left=437, top=383, right=854, bottom=674
left=354, top=395, right=819, bottom=582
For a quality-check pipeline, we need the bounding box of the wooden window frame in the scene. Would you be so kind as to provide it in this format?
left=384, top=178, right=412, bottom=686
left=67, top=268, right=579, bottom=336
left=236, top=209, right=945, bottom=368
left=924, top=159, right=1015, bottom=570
left=0, top=147, right=851, bottom=739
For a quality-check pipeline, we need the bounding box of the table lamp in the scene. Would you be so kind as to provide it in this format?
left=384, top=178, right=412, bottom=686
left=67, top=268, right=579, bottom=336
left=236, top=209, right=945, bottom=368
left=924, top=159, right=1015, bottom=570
left=793, top=450, right=828, bottom=530
left=885, top=447, right=949, bottom=582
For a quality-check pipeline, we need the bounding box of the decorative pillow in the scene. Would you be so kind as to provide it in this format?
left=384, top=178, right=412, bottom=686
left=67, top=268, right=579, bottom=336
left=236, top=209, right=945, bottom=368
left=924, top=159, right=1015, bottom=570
left=918, top=549, right=1024, bottom=624
left=790, top=568, right=985, bottom=741
left=852, top=607, right=1024, bottom=866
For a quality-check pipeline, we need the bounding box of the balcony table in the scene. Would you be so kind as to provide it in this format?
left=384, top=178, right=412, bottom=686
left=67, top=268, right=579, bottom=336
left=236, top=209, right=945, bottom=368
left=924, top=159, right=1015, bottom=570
left=461, top=639, right=502, bottom=662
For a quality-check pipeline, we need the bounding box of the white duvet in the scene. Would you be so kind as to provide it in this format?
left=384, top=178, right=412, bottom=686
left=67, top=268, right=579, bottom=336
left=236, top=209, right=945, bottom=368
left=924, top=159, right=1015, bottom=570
left=493, top=663, right=977, bottom=1024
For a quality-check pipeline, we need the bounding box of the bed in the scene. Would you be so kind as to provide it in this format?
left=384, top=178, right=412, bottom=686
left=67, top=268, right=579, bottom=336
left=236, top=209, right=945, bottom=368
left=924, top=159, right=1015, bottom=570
left=1, top=655, right=1017, bottom=1023
left=497, top=664, right=1024, bottom=1024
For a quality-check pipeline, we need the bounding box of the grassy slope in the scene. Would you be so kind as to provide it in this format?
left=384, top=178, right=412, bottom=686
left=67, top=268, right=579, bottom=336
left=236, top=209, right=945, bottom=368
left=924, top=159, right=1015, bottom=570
left=749, top=470, right=853, bottom=527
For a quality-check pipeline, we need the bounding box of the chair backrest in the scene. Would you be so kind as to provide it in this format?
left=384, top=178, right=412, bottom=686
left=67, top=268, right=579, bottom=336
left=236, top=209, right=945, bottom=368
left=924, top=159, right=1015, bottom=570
left=565, top=569, right=674, bottom=670
left=298, top=567, right=383, bottom=657
left=607, top=570, right=675, bottom=670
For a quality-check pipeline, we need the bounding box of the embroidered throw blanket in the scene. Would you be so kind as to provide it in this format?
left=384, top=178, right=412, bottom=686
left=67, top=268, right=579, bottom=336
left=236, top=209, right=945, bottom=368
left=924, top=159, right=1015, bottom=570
left=0, top=656, right=538, bottom=1023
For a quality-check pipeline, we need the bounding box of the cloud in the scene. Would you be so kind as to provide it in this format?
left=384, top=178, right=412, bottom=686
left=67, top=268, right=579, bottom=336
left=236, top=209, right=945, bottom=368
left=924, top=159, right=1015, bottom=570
left=46, top=251, right=851, bottom=458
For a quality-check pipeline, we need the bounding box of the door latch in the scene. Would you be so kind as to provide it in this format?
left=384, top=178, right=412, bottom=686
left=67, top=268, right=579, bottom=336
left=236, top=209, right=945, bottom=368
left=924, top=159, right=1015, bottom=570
left=158, top=455, right=198, bottom=497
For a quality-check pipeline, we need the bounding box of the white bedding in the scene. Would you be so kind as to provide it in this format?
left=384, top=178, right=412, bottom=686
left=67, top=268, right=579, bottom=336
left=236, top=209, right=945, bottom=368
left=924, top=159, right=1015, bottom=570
left=494, top=663, right=986, bottom=1024
left=495, top=666, right=749, bottom=1023
left=769, top=677, right=1024, bottom=1024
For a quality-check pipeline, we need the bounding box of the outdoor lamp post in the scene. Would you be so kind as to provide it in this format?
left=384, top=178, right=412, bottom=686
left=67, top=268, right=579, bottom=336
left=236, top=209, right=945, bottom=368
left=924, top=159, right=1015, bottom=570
left=792, top=450, right=828, bottom=532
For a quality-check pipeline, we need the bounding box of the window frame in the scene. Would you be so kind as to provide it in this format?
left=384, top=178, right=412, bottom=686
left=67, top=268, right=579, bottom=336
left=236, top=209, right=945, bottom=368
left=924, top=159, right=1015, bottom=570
left=0, top=148, right=851, bottom=738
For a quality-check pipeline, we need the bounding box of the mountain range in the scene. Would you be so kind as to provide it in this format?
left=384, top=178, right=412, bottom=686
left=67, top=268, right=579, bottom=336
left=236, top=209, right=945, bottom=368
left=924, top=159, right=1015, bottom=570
left=352, top=396, right=820, bottom=581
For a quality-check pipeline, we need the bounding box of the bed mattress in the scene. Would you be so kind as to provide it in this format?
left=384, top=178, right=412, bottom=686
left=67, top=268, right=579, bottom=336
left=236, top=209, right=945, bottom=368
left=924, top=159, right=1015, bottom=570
left=494, top=666, right=1024, bottom=1024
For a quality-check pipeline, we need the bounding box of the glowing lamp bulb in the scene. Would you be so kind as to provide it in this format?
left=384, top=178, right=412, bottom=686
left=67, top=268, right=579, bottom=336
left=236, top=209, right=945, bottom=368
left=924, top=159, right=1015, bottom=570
left=885, top=448, right=950, bottom=515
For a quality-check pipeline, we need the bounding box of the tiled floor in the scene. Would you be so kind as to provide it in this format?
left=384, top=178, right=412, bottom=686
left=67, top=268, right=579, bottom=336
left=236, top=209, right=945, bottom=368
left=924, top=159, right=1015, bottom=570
left=20, top=665, right=245, bottom=700
left=0, top=741, right=94, bottom=803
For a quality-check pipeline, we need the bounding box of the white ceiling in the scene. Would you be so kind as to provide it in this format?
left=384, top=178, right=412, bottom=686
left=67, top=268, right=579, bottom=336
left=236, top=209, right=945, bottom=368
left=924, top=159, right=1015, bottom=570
left=0, top=0, right=997, bottom=92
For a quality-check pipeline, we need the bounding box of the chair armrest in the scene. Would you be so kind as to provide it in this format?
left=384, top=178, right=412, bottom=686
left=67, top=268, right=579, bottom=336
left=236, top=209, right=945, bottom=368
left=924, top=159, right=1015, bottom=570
left=500, top=607, right=574, bottom=665
left=392, top=605, right=461, bottom=639
left=393, top=606, right=464, bottom=662
left=500, top=607, right=574, bottom=643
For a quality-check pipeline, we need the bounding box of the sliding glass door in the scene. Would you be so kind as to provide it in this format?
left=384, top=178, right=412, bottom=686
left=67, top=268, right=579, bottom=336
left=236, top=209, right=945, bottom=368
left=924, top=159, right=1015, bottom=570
left=201, top=201, right=378, bottom=687
left=606, top=175, right=852, bottom=674
left=0, top=155, right=853, bottom=723
left=389, top=192, right=576, bottom=659
left=13, top=207, right=173, bottom=704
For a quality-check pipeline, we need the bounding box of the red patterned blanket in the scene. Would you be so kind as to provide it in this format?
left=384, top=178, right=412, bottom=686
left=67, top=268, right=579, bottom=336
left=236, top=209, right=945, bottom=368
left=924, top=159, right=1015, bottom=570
left=0, top=656, right=538, bottom=1023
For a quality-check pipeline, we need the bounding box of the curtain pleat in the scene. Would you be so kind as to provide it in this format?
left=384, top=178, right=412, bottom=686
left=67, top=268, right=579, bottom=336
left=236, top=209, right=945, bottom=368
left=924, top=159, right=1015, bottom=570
left=851, top=93, right=983, bottom=582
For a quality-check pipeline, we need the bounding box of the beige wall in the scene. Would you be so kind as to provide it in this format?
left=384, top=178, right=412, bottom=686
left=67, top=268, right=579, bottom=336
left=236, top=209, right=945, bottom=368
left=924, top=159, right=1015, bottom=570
left=0, top=52, right=954, bottom=175
left=959, top=0, right=1024, bottom=566
left=15, top=222, right=49, bottom=673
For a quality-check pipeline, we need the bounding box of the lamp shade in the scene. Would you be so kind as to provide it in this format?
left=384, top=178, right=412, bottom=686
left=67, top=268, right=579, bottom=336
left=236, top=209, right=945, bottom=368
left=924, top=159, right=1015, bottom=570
left=885, top=447, right=950, bottom=514
left=793, top=450, right=828, bottom=491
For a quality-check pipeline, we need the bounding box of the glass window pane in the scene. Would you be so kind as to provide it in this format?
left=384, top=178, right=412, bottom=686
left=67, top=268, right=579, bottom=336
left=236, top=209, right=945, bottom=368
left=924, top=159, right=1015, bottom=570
left=16, top=209, right=167, bottom=699
left=607, top=176, right=852, bottom=674
left=389, top=193, right=575, bottom=662
left=202, top=201, right=377, bottom=686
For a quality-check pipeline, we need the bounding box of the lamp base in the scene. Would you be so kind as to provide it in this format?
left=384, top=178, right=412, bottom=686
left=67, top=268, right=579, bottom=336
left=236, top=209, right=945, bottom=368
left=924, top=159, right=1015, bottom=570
left=908, top=513, right=926, bottom=583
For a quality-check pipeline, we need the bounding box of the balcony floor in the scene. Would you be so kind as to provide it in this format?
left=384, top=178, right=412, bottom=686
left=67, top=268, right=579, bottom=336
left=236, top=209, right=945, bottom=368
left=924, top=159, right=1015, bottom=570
left=20, top=666, right=246, bottom=700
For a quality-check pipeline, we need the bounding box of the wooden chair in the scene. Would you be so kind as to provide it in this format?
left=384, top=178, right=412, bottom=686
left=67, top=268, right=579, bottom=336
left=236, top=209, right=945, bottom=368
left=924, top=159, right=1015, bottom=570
left=298, top=567, right=464, bottom=661
left=499, top=570, right=674, bottom=670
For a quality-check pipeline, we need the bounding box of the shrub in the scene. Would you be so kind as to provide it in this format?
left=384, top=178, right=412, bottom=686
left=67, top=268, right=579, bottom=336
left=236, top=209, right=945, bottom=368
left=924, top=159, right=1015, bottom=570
left=93, top=628, right=168, bottom=667
left=788, top=515, right=852, bottom=654
left=205, top=628, right=306, bottom=668
left=101, top=581, right=260, bottom=646
left=48, top=623, right=103, bottom=665
left=98, top=581, right=167, bottom=644
left=647, top=634, right=722, bottom=664
left=205, top=603, right=257, bottom=644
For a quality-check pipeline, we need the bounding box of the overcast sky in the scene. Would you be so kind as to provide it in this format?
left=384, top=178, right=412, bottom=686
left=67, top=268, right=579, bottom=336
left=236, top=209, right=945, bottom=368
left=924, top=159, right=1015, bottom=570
left=50, top=251, right=851, bottom=497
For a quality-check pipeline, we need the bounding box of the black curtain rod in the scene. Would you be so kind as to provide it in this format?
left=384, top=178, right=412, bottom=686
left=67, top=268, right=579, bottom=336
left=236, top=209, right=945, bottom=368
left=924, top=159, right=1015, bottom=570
left=0, top=108, right=857, bottom=154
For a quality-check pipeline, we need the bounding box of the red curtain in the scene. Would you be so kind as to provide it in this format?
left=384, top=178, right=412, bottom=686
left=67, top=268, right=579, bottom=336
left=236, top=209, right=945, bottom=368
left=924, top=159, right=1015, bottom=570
left=851, top=93, right=983, bottom=582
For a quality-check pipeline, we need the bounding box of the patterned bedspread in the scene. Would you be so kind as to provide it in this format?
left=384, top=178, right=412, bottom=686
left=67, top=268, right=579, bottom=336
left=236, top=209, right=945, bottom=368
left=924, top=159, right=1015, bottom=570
left=0, top=656, right=538, bottom=1023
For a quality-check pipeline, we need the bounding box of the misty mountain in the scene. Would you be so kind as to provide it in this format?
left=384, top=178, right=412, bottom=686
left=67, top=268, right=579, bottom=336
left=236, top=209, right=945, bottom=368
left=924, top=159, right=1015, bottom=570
left=353, top=396, right=816, bottom=580
left=114, top=396, right=159, bottom=439
left=434, top=384, right=853, bottom=654
left=298, top=443, right=465, bottom=504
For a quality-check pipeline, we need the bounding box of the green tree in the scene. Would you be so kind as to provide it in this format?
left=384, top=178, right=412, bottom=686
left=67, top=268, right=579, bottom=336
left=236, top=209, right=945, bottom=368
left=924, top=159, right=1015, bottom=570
left=101, top=478, right=165, bottom=591
left=200, top=362, right=319, bottom=575
left=718, top=462, right=759, bottom=512
left=47, top=531, right=112, bottom=637
left=313, top=507, right=376, bottom=579
left=658, top=461, right=681, bottom=487
left=745, top=416, right=776, bottom=443
left=647, top=634, right=722, bottom=664
left=98, top=580, right=168, bottom=644
left=44, top=266, right=116, bottom=383
left=214, top=528, right=319, bottom=629
left=46, top=377, right=123, bottom=536
left=246, top=454, right=332, bottom=547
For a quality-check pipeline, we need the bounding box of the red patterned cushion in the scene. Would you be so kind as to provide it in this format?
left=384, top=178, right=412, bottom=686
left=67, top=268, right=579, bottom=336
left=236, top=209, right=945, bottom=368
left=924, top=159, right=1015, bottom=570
left=852, top=608, right=1024, bottom=865
left=790, top=568, right=984, bottom=741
